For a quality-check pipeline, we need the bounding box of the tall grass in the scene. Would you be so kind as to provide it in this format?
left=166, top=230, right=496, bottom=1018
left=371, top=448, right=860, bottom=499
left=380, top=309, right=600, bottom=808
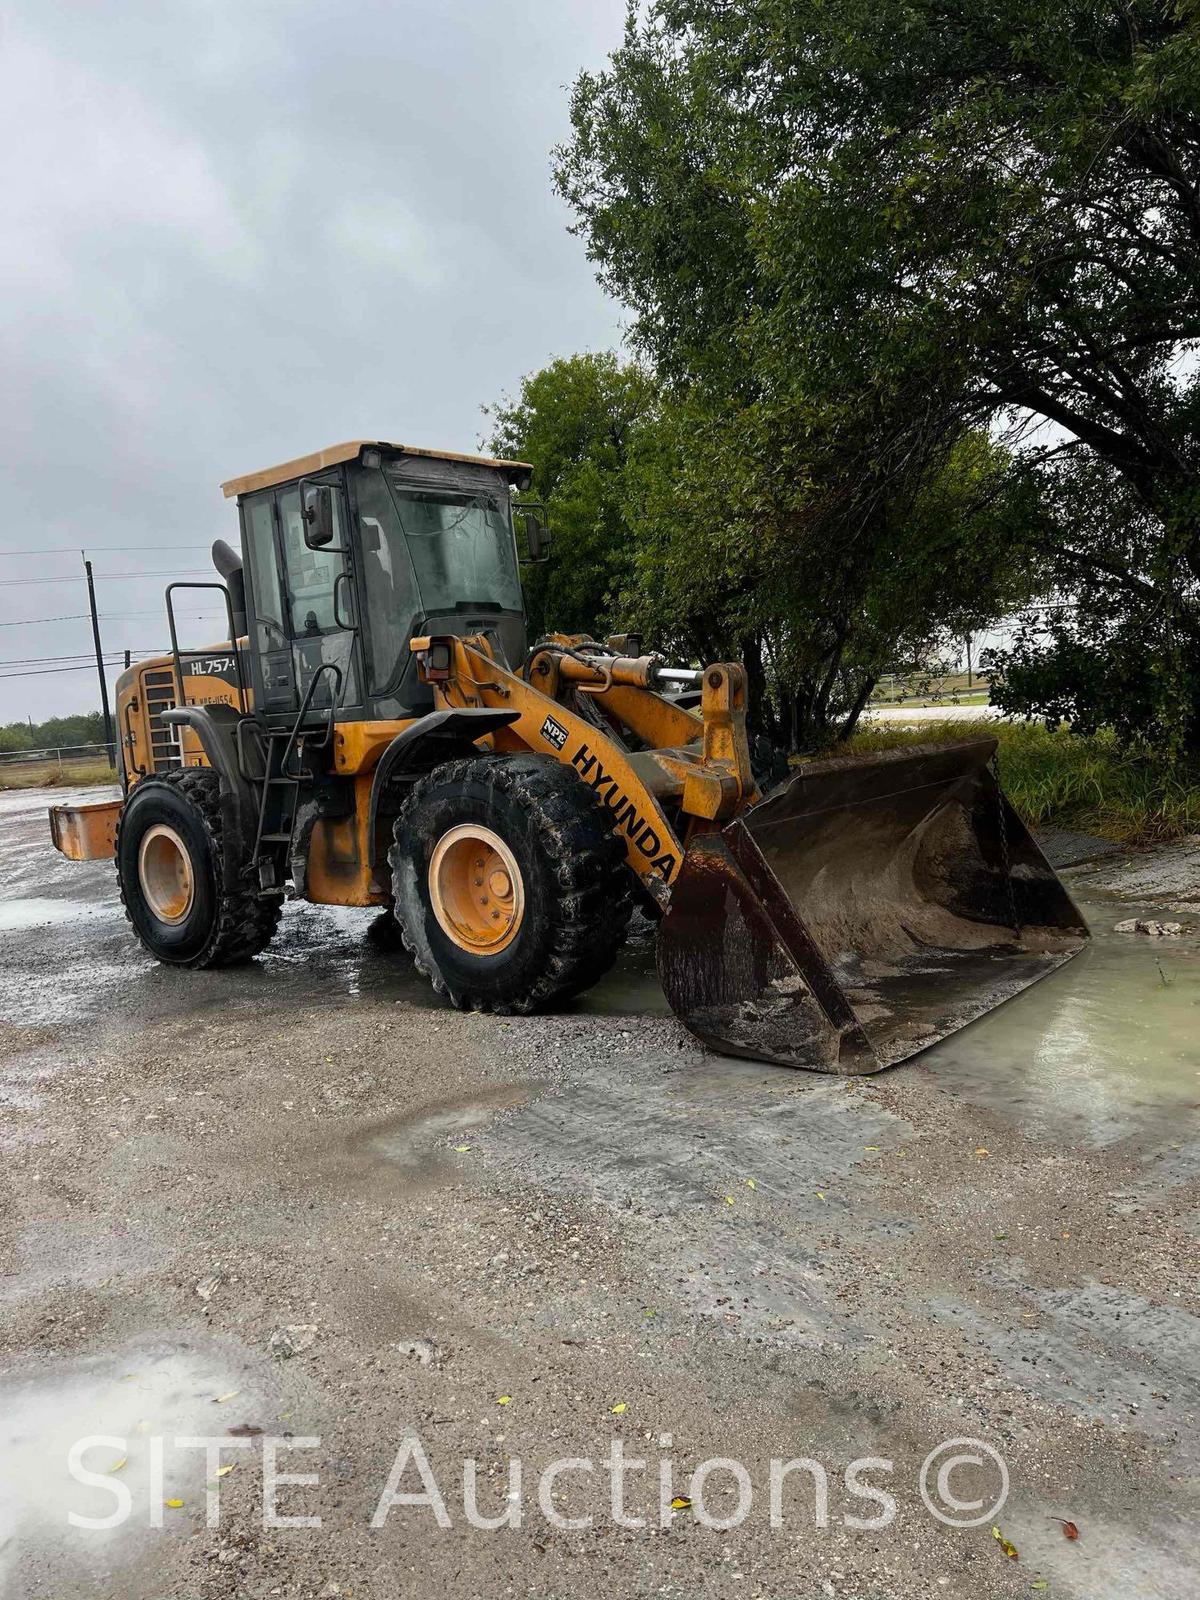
left=847, top=720, right=1200, bottom=845
left=0, top=760, right=118, bottom=791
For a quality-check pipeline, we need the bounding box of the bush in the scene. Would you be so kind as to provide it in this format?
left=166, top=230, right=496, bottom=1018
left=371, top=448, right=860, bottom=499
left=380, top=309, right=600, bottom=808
left=847, top=720, right=1200, bottom=845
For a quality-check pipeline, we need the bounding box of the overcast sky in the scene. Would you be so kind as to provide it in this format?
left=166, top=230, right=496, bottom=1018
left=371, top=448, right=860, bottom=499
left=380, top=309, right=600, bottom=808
left=0, top=0, right=627, bottom=723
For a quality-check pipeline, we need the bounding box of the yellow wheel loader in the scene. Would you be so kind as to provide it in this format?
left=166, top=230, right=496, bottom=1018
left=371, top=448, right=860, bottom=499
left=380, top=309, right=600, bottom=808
left=49, top=440, right=1088, bottom=1072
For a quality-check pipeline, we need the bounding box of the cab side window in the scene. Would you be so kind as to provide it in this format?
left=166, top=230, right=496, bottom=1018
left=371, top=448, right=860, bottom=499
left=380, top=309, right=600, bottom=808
left=278, top=485, right=347, bottom=637
left=354, top=464, right=420, bottom=693
left=243, top=494, right=284, bottom=652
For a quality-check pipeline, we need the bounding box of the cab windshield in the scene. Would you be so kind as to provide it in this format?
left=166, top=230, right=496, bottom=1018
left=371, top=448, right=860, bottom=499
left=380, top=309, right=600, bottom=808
left=385, top=476, right=522, bottom=613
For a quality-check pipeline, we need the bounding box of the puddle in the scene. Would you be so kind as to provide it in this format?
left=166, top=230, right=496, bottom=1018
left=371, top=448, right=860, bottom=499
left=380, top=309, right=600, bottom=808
left=915, top=891, right=1200, bottom=1147
left=2, top=792, right=1197, bottom=1157
left=0, top=1337, right=275, bottom=1589
left=572, top=938, right=672, bottom=1017
left=0, top=897, right=114, bottom=933
left=258, top=903, right=437, bottom=1005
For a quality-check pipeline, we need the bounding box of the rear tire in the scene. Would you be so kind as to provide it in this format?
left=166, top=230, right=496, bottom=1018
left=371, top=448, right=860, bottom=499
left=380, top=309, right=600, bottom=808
left=115, top=768, right=281, bottom=967
left=389, top=754, right=631, bottom=1013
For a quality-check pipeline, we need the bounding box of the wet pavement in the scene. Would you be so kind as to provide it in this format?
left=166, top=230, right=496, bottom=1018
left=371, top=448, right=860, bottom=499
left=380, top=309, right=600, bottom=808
left=1, top=784, right=1198, bottom=1598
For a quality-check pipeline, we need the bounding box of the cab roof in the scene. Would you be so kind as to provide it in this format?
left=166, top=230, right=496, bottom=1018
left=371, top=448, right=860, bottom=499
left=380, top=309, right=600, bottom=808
left=220, top=440, right=533, bottom=499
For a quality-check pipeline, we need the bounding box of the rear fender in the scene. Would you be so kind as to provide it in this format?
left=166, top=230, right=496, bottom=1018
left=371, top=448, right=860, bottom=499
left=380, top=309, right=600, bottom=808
left=159, top=705, right=256, bottom=877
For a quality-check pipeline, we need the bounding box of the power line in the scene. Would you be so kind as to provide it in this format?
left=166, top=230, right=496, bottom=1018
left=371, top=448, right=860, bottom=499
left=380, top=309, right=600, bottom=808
left=0, top=544, right=216, bottom=557
left=0, top=570, right=212, bottom=587
left=0, top=610, right=225, bottom=627
left=0, top=661, right=153, bottom=681
left=0, top=650, right=162, bottom=669
left=0, top=613, right=91, bottom=627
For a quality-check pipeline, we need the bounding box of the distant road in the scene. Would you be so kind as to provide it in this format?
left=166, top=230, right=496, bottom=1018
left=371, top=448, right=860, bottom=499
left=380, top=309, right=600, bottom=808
left=866, top=703, right=1005, bottom=722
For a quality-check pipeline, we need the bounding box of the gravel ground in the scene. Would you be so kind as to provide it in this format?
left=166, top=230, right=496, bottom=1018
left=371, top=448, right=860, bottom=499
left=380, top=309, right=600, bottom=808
left=1, top=787, right=1198, bottom=1599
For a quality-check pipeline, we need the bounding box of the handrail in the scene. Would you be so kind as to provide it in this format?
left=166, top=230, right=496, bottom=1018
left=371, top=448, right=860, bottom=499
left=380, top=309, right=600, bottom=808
left=279, top=661, right=343, bottom=780
left=122, top=697, right=146, bottom=778
left=164, top=582, right=248, bottom=715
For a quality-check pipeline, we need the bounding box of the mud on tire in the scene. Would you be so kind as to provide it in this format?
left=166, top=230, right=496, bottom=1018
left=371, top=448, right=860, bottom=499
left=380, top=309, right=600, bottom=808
left=115, top=767, right=281, bottom=967
left=389, top=753, right=632, bottom=1013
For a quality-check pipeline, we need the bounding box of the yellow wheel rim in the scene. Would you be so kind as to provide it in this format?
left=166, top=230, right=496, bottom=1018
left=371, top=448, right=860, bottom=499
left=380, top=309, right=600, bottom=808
left=428, top=824, right=524, bottom=956
left=138, top=823, right=195, bottom=925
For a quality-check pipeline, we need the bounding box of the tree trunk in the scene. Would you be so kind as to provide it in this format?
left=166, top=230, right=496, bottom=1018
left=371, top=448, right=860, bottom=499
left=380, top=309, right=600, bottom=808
left=838, top=675, right=878, bottom=742
left=740, top=633, right=774, bottom=741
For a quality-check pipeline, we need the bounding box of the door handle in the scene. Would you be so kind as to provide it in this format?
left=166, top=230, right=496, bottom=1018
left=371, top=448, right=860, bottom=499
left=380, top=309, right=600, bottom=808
left=333, top=571, right=356, bottom=631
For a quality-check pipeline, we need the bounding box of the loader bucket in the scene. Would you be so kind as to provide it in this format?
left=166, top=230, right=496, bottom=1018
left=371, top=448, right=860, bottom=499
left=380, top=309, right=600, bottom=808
left=657, top=738, right=1088, bottom=1073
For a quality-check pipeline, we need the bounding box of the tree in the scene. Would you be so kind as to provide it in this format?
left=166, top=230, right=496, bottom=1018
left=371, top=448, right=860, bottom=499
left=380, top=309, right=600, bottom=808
left=622, top=387, right=1040, bottom=745
left=489, top=352, right=1039, bottom=747
left=483, top=353, right=658, bottom=640
left=0, top=724, right=34, bottom=753
left=987, top=453, right=1199, bottom=748
left=33, top=711, right=107, bottom=749
left=556, top=0, right=1200, bottom=752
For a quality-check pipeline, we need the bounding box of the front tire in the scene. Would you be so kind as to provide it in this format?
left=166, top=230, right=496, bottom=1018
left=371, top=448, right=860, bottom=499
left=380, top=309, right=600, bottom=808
left=115, top=768, right=281, bottom=967
left=389, top=754, right=631, bottom=1013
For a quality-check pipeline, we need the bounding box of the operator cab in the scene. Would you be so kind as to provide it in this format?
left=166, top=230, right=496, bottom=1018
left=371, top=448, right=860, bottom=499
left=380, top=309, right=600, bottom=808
left=219, top=440, right=537, bottom=724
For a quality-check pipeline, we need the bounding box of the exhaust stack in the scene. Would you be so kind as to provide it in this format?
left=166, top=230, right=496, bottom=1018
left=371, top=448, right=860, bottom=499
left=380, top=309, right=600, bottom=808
left=211, top=539, right=247, bottom=639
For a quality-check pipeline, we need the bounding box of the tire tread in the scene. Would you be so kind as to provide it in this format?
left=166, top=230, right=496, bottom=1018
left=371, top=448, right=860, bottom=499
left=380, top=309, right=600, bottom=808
left=389, top=753, right=631, bottom=1013
left=115, top=767, right=281, bottom=967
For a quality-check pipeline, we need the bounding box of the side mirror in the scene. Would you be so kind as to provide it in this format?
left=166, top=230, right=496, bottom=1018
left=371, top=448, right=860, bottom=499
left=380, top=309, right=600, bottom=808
left=302, top=484, right=336, bottom=549
left=521, top=509, right=551, bottom=563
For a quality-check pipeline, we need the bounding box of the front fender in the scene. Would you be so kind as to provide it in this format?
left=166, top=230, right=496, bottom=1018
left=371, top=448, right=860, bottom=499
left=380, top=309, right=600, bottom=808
left=366, top=707, right=520, bottom=871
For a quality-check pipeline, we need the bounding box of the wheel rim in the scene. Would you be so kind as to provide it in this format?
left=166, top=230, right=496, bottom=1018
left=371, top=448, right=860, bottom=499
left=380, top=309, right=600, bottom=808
left=428, top=824, right=525, bottom=956
left=138, top=823, right=195, bottom=925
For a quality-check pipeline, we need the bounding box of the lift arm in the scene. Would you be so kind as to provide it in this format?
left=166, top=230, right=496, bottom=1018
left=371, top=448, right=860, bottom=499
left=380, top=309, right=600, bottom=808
left=409, top=634, right=757, bottom=904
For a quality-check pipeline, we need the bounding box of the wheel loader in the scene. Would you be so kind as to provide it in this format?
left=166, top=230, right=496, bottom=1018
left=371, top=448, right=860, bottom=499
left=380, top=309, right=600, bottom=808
left=48, top=439, right=1088, bottom=1071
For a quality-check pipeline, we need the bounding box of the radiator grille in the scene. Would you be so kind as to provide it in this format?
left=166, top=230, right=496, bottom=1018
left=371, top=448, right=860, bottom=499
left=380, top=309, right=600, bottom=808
left=143, top=669, right=181, bottom=774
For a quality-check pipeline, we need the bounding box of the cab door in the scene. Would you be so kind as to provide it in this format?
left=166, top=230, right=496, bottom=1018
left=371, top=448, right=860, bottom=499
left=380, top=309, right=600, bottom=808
left=241, top=492, right=295, bottom=713
left=274, top=479, right=362, bottom=716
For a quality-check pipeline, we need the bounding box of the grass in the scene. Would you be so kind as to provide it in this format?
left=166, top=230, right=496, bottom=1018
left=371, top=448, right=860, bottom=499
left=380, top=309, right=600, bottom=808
left=870, top=671, right=992, bottom=706
left=0, top=760, right=118, bottom=790
left=846, top=719, right=1200, bottom=845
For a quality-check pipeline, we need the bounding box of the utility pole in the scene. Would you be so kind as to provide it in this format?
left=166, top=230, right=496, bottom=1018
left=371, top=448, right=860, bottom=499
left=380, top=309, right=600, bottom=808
left=965, top=633, right=973, bottom=690
left=83, top=554, right=116, bottom=766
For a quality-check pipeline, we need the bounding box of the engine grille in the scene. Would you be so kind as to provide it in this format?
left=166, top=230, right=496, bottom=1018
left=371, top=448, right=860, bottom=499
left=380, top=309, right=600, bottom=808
left=143, top=669, right=181, bottom=774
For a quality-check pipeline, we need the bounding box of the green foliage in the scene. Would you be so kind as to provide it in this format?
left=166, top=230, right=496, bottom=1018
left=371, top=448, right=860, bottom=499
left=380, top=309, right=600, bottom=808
left=620, top=389, right=1041, bottom=744
left=849, top=718, right=1200, bottom=844
left=556, top=0, right=1200, bottom=754
left=484, top=353, right=658, bottom=640
left=0, top=711, right=106, bottom=751
left=489, top=350, right=1042, bottom=745
left=986, top=456, right=1200, bottom=752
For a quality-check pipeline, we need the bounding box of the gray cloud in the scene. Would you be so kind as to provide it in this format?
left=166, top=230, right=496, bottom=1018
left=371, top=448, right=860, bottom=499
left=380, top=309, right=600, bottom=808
left=0, top=0, right=625, bottom=718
